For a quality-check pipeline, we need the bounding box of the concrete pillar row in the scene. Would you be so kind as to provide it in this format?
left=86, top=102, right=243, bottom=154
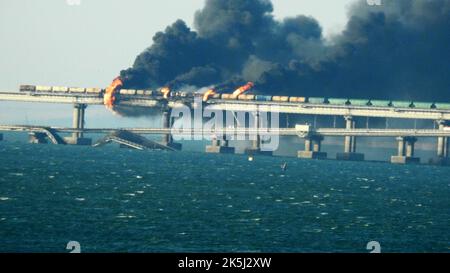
left=72, top=104, right=87, bottom=139
left=391, top=136, right=420, bottom=164
left=430, top=120, right=450, bottom=165
left=337, top=116, right=364, bottom=161
left=160, top=108, right=182, bottom=150
left=220, top=138, right=229, bottom=147
left=405, top=137, right=417, bottom=157
left=161, top=109, right=172, bottom=145
left=351, top=120, right=357, bottom=152
left=298, top=135, right=327, bottom=159
left=206, top=110, right=234, bottom=154
left=252, top=111, right=261, bottom=150
left=304, top=138, right=312, bottom=152
left=211, top=139, right=220, bottom=147
left=312, top=136, right=323, bottom=153
left=436, top=120, right=448, bottom=158
left=244, top=110, right=272, bottom=156
left=65, top=104, right=91, bottom=145
left=444, top=137, right=449, bottom=158
left=344, top=116, right=353, bottom=153
left=397, top=136, right=406, bottom=156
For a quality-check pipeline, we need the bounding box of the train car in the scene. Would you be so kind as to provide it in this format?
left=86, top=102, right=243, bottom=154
left=327, top=98, right=349, bottom=105
left=221, top=94, right=237, bottom=100
left=390, top=100, right=413, bottom=108
left=238, top=94, right=255, bottom=101
left=119, top=89, right=136, bottom=95
left=307, top=97, right=326, bottom=104
left=368, top=100, right=391, bottom=107
left=433, top=102, right=450, bottom=110
left=180, top=92, right=193, bottom=99
left=36, top=86, right=53, bottom=92
left=52, top=86, right=69, bottom=93
left=69, top=87, right=86, bottom=93
left=20, top=85, right=36, bottom=92
left=85, top=88, right=102, bottom=94
left=193, top=92, right=204, bottom=99
left=255, top=95, right=272, bottom=102
left=289, top=97, right=306, bottom=103
left=411, top=102, right=433, bottom=109
left=212, top=93, right=221, bottom=99
left=272, top=96, right=289, bottom=102
left=143, top=90, right=153, bottom=96
left=348, top=99, right=370, bottom=106
left=135, top=90, right=145, bottom=96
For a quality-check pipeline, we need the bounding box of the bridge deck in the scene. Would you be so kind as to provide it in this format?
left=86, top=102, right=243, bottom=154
left=1, top=91, right=450, bottom=120
left=2, top=125, right=450, bottom=138
left=93, top=130, right=176, bottom=151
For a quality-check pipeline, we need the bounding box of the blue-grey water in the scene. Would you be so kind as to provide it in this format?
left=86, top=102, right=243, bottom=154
left=0, top=141, right=449, bottom=253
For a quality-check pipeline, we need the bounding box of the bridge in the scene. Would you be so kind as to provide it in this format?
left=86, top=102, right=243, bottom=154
left=3, top=125, right=450, bottom=138
left=1, top=90, right=449, bottom=165
left=2, top=91, right=450, bottom=120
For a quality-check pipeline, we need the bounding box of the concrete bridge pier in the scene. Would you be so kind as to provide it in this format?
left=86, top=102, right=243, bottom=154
left=161, top=109, right=182, bottom=150
left=244, top=111, right=273, bottom=156
left=206, top=111, right=235, bottom=154
left=298, top=135, right=327, bottom=159
left=391, top=136, right=420, bottom=164
left=337, top=116, right=364, bottom=161
left=430, top=120, right=450, bottom=165
left=64, top=104, right=91, bottom=145
left=206, top=135, right=235, bottom=154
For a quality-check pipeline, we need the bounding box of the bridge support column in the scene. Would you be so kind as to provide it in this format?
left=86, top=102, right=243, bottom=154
left=245, top=111, right=272, bottom=156
left=298, top=135, right=327, bottom=159
left=430, top=120, right=450, bottom=165
left=337, top=116, right=365, bottom=161
left=391, top=136, right=420, bottom=164
left=206, top=110, right=235, bottom=154
left=206, top=136, right=235, bottom=154
left=64, top=104, right=91, bottom=145
left=160, top=109, right=182, bottom=150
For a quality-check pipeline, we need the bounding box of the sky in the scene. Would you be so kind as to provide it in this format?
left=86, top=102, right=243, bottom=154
left=0, top=0, right=354, bottom=126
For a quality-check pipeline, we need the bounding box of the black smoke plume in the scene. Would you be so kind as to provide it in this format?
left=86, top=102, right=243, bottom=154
left=120, top=0, right=450, bottom=101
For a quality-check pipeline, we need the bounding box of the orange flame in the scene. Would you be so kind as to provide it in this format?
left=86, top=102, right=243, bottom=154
left=160, top=87, right=171, bottom=99
left=103, top=76, right=123, bottom=109
left=203, top=89, right=216, bottom=102
left=232, top=82, right=254, bottom=96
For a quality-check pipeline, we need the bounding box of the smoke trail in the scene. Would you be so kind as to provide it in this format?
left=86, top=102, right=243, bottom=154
left=120, top=0, right=450, bottom=101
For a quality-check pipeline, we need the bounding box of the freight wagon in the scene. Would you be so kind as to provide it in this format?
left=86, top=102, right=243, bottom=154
left=17, top=84, right=450, bottom=111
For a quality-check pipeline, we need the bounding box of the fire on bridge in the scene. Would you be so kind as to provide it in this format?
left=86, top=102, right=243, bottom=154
left=0, top=82, right=449, bottom=166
